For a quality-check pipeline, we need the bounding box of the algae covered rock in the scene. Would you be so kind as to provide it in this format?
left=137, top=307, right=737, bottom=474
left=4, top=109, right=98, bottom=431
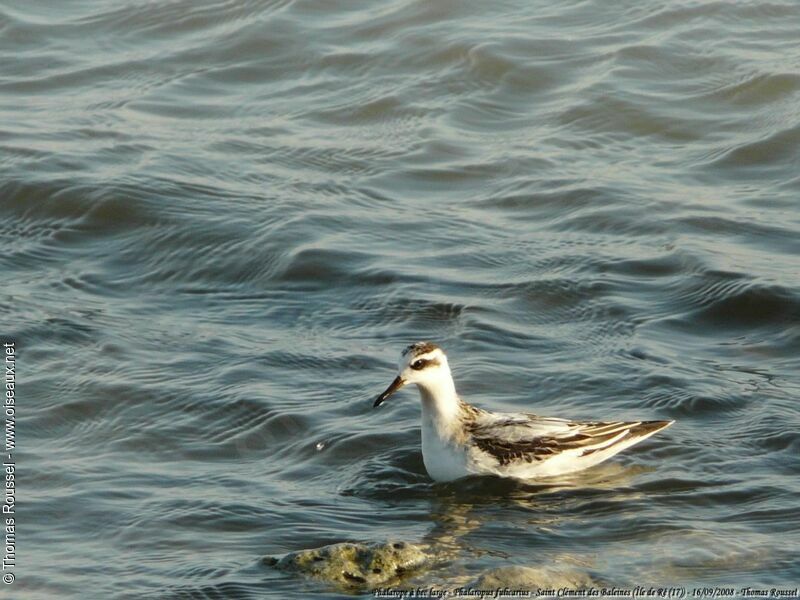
left=267, top=540, right=430, bottom=588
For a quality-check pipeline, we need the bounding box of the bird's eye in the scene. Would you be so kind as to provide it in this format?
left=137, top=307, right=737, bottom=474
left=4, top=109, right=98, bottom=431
left=411, top=359, right=425, bottom=370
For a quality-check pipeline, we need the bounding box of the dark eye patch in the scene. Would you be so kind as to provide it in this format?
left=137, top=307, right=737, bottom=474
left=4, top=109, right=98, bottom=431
left=411, top=358, right=439, bottom=370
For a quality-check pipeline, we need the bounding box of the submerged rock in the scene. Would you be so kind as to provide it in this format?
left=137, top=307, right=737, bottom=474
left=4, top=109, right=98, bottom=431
left=267, top=541, right=599, bottom=592
left=470, top=565, right=597, bottom=589
left=267, top=540, right=430, bottom=588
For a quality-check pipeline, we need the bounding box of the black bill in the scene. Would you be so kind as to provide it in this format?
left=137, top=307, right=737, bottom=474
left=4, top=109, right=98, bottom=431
left=373, top=375, right=405, bottom=407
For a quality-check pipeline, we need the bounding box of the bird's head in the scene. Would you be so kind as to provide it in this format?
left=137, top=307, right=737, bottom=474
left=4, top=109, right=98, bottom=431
left=373, top=342, right=452, bottom=407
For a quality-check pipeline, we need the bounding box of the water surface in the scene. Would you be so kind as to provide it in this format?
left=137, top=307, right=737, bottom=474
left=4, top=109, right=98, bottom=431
left=2, top=0, right=799, bottom=597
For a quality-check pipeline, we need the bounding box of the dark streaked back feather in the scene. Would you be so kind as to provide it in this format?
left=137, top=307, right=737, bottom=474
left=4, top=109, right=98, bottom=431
left=466, top=416, right=672, bottom=466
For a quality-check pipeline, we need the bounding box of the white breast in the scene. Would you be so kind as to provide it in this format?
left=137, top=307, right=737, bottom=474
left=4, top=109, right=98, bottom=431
left=420, top=418, right=470, bottom=482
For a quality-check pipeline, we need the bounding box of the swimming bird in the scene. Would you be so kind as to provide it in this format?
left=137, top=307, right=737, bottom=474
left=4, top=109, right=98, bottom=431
left=373, top=342, right=673, bottom=482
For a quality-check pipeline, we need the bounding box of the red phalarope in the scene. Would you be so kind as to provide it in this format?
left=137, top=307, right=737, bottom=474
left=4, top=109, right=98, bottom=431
left=374, top=342, right=674, bottom=483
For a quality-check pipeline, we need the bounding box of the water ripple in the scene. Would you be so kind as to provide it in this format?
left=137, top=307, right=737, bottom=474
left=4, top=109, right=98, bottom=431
left=5, top=0, right=800, bottom=595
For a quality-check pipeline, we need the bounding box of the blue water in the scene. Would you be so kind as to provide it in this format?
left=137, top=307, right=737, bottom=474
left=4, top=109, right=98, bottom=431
left=2, top=0, right=799, bottom=597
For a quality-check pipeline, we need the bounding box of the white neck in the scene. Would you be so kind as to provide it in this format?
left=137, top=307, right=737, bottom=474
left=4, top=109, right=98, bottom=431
left=415, top=368, right=461, bottom=431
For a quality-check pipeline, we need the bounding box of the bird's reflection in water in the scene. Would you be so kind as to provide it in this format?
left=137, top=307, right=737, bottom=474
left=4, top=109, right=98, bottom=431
left=416, top=461, right=652, bottom=582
